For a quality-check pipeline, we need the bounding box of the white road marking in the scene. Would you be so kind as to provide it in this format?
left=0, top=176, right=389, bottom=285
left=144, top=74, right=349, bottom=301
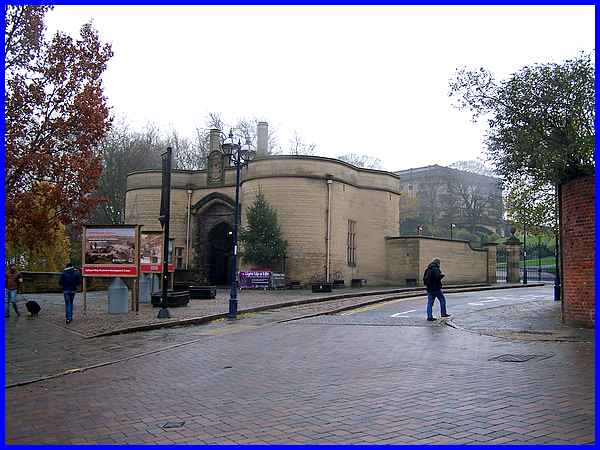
left=468, top=302, right=485, bottom=306
left=480, top=299, right=500, bottom=303
left=390, top=310, right=416, bottom=318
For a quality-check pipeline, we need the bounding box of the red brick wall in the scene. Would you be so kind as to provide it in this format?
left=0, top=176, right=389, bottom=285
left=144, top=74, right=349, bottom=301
left=561, top=176, right=595, bottom=328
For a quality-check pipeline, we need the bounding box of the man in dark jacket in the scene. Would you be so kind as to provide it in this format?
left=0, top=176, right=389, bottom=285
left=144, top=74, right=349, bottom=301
left=59, top=262, right=81, bottom=324
left=423, top=258, right=450, bottom=321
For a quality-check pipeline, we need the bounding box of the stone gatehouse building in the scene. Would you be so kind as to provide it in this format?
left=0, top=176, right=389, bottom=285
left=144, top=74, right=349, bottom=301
left=125, top=127, right=496, bottom=287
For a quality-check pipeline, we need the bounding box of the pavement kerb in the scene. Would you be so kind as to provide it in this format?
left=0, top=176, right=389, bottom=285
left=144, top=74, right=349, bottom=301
left=87, top=282, right=545, bottom=338
left=445, top=319, right=593, bottom=343
left=5, top=335, right=213, bottom=389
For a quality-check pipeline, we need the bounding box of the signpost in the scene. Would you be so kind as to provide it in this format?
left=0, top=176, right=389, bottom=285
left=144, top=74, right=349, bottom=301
left=140, top=231, right=174, bottom=273
left=81, top=225, right=140, bottom=315
left=239, top=270, right=272, bottom=290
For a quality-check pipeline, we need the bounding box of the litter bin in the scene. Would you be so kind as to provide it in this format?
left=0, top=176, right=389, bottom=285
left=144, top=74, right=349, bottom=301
left=139, top=273, right=151, bottom=304
left=107, top=277, right=129, bottom=314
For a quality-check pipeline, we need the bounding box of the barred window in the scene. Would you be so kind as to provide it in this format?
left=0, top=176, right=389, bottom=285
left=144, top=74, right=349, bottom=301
left=347, top=220, right=357, bottom=266
left=175, top=247, right=184, bottom=270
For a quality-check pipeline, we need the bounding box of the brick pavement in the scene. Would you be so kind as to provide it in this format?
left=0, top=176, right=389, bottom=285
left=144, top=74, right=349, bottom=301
left=11, top=286, right=415, bottom=337
left=5, top=315, right=594, bottom=444
left=9, top=283, right=531, bottom=338
left=451, top=300, right=594, bottom=342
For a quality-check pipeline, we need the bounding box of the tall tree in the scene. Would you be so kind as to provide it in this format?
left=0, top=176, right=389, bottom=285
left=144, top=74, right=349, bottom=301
left=92, top=121, right=164, bottom=224
left=443, top=169, right=503, bottom=234
left=5, top=5, right=113, bottom=252
left=449, top=52, right=594, bottom=185
left=239, top=189, right=287, bottom=268
left=503, top=176, right=556, bottom=233
left=336, top=153, right=383, bottom=169
left=287, top=130, right=317, bottom=156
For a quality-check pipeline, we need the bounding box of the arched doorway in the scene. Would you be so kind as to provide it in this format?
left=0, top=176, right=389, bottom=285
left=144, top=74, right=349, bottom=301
left=208, top=222, right=233, bottom=285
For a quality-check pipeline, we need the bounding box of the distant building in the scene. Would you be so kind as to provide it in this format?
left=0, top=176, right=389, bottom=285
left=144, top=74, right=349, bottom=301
left=395, top=164, right=504, bottom=237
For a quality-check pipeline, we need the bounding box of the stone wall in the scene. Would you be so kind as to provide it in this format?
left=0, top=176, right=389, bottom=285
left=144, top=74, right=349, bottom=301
left=561, top=176, right=594, bottom=328
left=19, top=272, right=121, bottom=293
left=385, top=237, right=490, bottom=286
left=127, top=156, right=401, bottom=286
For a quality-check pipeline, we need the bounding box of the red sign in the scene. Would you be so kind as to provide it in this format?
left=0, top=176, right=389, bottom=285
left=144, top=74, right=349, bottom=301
left=141, top=263, right=174, bottom=273
left=83, top=265, right=138, bottom=277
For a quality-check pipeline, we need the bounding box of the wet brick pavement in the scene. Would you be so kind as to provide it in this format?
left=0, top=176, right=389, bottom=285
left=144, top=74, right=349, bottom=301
left=4, top=285, right=594, bottom=444
left=451, top=300, right=595, bottom=342
left=6, top=289, right=439, bottom=386
left=5, top=317, right=594, bottom=444
left=9, top=286, right=419, bottom=337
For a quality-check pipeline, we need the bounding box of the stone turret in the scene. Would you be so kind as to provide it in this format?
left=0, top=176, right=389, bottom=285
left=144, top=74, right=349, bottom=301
left=256, top=121, right=268, bottom=156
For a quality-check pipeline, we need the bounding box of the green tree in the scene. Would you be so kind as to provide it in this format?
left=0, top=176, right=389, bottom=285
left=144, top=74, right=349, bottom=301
left=504, top=176, right=556, bottom=233
left=449, top=52, right=594, bottom=185
left=239, top=189, right=287, bottom=268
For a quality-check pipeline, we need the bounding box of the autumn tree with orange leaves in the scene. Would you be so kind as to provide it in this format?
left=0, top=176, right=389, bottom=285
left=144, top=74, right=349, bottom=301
left=5, top=6, right=113, bottom=264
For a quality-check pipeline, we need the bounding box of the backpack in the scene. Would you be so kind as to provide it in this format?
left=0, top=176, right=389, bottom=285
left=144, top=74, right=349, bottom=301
left=423, top=268, right=431, bottom=285
left=25, top=300, right=41, bottom=316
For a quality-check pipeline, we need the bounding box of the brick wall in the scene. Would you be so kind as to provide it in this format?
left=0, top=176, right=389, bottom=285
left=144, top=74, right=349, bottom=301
left=561, top=176, right=595, bottom=328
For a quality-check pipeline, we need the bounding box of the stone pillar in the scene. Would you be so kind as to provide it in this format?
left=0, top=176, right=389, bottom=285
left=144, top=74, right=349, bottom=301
left=504, top=231, right=521, bottom=284
left=484, top=243, right=497, bottom=284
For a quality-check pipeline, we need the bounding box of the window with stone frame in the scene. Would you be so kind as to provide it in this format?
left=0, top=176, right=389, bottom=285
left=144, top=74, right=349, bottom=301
left=347, top=220, right=357, bottom=266
left=175, top=247, right=184, bottom=269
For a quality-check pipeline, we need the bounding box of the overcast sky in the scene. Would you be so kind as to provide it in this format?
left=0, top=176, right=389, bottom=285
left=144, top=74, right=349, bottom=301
left=45, top=5, right=594, bottom=171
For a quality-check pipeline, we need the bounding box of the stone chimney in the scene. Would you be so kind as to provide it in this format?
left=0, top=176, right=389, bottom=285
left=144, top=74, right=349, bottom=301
left=209, top=128, right=221, bottom=153
left=256, top=121, right=268, bottom=156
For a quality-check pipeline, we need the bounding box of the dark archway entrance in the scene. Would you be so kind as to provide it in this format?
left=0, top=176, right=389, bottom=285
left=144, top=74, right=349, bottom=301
left=208, top=222, right=233, bottom=285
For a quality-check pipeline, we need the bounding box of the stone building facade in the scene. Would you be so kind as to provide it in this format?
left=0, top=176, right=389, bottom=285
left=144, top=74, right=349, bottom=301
left=126, top=153, right=402, bottom=286
left=125, top=128, right=498, bottom=287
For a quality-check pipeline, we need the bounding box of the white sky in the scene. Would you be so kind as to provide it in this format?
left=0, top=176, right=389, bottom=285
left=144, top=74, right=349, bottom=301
left=45, top=5, right=594, bottom=171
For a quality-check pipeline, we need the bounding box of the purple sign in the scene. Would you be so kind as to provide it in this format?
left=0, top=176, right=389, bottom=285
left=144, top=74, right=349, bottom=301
left=239, top=271, right=271, bottom=289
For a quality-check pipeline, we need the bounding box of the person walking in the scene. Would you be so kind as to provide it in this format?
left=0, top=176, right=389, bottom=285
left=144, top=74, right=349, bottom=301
left=5, top=264, right=23, bottom=318
left=59, top=262, right=81, bottom=324
left=423, top=258, right=450, bottom=321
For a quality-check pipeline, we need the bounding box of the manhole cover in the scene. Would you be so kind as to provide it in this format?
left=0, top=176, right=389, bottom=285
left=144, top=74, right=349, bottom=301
left=161, top=421, right=185, bottom=429
left=489, top=354, right=553, bottom=362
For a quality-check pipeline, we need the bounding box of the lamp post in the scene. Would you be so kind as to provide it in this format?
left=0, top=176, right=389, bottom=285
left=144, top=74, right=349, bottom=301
left=537, top=234, right=542, bottom=282
left=417, top=225, right=423, bottom=236
left=222, top=130, right=255, bottom=319
left=522, top=223, right=528, bottom=285
left=450, top=223, right=456, bottom=240
left=157, top=147, right=172, bottom=319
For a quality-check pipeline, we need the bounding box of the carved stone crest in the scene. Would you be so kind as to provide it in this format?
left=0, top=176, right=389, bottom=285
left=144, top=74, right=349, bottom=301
left=207, top=150, right=224, bottom=186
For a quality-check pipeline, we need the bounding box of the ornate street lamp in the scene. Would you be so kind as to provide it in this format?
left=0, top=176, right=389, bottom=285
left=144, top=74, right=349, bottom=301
left=222, top=130, right=255, bottom=319
left=450, top=223, right=456, bottom=240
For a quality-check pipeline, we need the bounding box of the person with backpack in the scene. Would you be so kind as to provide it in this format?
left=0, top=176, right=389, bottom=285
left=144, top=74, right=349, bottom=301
left=423, top=258, right=450, bottom=321
left=59, top=262, right=81, bottom=324
left=5, top=264, right=23, bottom=318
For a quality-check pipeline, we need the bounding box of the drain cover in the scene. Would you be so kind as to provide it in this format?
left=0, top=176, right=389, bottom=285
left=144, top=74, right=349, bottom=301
left=489, top=354, right=553, bottom=362
left=161, top=421, right=185, bottom=429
